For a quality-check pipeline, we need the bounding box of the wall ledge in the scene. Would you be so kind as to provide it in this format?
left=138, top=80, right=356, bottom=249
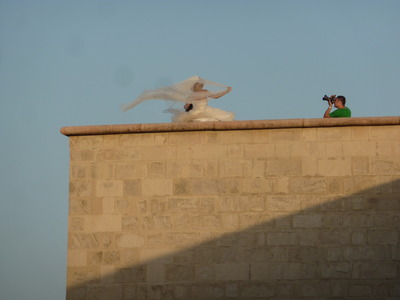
left=60, top=116, right=400, bottom=136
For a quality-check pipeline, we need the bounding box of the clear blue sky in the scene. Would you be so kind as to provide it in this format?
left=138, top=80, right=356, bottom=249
left=0, top=0, right=399, bottom=299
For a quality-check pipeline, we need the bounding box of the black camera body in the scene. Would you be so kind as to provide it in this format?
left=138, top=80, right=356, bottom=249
left=322, top=95, right=335, bottom=104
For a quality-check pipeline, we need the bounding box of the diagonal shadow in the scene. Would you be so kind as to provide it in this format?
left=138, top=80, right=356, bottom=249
left=67, top=179, right=400, bottom=300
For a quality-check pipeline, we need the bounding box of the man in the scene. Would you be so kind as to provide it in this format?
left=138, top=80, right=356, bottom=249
left=323, top=95, right=351, bottom=118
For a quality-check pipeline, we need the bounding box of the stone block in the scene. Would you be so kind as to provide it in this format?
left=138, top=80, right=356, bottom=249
left=114, top=266, right=146, bottom=283
left=102, top=198, right=115, bottom=214
left=299, top=195, right=320, bottom=211
left=266, top=158, right=302, bottom=176
left=115, top=163, right=146, bottom=179
left=116, top=234, right=145, bottom=248
left=142, top=215, right=172, bottom=230
left=219, top=130, right=253, bottom=144
left=356, top=262, right=397, bottom=279
left=175, top=145, right=191, bottom=160
left=240, top=282, right=275, bottom=298
left=318, top=230, right=351, bottom=245
left=70, top=180, right=94, bottom=197
left=368, top=230, right=398, bottom=245
left=120, top=249, right=140, bottom=265
left=77, top=136, right=103, bottom=148
left=145, top=263, right=165, bottom=284
left=93, top=163, right=115, bottom=179
left=165, top=265, right=194, bottom=282
left=289, top=177, right=326, bottom=194
left=269, top=128, right=302, bottom=142
left=309, top=141, right=327, bottom=156
left=298, top=280, right=331, bottom=297
left=325, top=141, right=344, bottom=157
left=348, top=284, right=373, bottom=297
left=97, top=149, right=129, bottom=161
left=351, top=157, right=370, bottom=175
left=317, top=127, right=352, bottom=141
left=292, top=214, right=322, bottom=228
left=351, top=126, right=370, bottom=140
left=121, top=215, right=140, bottom=230
left=343, top=140, right=376, bottom=156
left=317, top=157, right=352, bottom=176
left=191, top=144, right=227, bottom=159
left=69, top=198, right=92, bottom=215
left=69, top=233, right=99, bottom=249
left=70, top=149, right=95, bottom=161
left=250, top=263, right=281, bottom=279
left=204, top=131, right=219, bottom=144
left=244, top=143, right=275, bottom=158
left=142, top=179, right=173, bottom=196
left=344, top=245, right=390, bottom=261
left=351, top=231, right=366, bottom=245
left=119, top=133, right=154, bottom=146
left=275, top=142, right=291, bottom=157
left=141, top=146, right=176, bottom=161
left=377, top=140, right=395, bottom=156
left=302, top=128, right=317, bottom=141
left=70, top=164, right=95, bottom=179
left=219, top=159, right=251, bottom=177
left=371, top=157, right=400, bottom=175
left=266, top=195, right=301, bottom=212
left=69, top=217, right=84, bottom=231
left=226, top=144, right=244, bottom=158
left=370, top=125, right=400, bottom=140
left=167, top=197, right=198, bottom=212
left=267, top=232, right=298, bottom=246
left=87, top=284, right=122, bottom=300
left=103, top=251, right=120, bottom=265
left=243, top=177, right=273, bottom=194
left=68, top=250, right=87, bottom=266
left=168, top=131, right=203, bottom=145
left=222, top=214, right=239, bottom=229
left=167, top=161, right=204, bottom=178
left=165, top=233, right=198, bottom=248
left=217, top=232, right=264, bottom=247
left=84, top=215, right=122, bottom=232
left=320, top=262, right=352, bottom=279
left=239, top=213, right=274, bottom=230
left=102, top=135, right=118, bottom=147
left=215, top=263, right=249, bottom=280
left=147, top=161, right=166, bottom=178
left=96, top=180, right=123, bottom=197
left=190, top=178, right=241, bottom=195
left=302, top=157, right=318, bottom=176
left=188, top=284, right=224, bottom=298
left=205, top=160, right=219, bottom=177
left=67, top=266, right=100, bottom=285
left=298, top=229, right=320, bottom=245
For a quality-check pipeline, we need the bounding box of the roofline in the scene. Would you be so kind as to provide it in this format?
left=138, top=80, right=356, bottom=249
left=60, top=116, right=400, bottom=137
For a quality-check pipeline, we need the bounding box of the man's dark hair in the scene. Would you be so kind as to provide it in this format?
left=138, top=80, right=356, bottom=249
left=336, top=95, right=346, bottom=105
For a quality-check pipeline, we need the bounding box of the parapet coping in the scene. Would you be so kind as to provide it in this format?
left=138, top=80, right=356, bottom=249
left=60, top=116, right=400, bottom=137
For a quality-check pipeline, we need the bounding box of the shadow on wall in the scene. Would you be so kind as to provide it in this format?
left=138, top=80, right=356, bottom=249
left=67, top=180, right=400, bottom=300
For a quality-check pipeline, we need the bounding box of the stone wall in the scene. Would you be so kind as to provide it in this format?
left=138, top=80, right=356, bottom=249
left=62, top=117, right=400, bottom=299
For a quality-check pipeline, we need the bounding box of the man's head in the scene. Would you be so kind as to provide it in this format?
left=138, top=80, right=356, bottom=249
left=334, top=95, right=346, bottom=108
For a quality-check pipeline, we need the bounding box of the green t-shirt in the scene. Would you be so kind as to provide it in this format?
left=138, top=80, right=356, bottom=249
left=330, top=107, right=351, bottom=118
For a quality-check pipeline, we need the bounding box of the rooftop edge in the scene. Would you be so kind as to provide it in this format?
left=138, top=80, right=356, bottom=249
left=60, top=116, right=400, bottom=137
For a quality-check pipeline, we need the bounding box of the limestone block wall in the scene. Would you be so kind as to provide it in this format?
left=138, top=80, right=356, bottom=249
left=61, top=117, right=400, bottom=299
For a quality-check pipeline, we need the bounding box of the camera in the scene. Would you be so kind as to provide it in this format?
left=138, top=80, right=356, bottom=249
left=322, top=95, right=335, bottom=104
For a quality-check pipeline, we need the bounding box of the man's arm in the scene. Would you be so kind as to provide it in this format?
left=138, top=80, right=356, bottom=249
left=323, top=105, right=332, bottom=118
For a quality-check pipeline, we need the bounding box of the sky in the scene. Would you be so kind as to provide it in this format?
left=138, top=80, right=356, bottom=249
left=0, top=0, right=399, bottom=299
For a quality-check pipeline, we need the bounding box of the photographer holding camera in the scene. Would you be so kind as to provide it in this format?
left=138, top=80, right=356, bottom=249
left=323, top=95, right=351, bottom=118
